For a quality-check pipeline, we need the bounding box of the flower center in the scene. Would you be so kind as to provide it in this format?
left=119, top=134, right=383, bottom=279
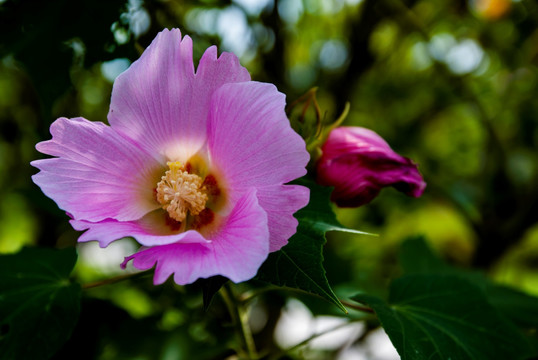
left=156, top=161, right=208, bottom=222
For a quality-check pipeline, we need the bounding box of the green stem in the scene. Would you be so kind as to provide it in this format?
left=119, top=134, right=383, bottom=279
left=340, top=299, right=375, bottom=314
left=81, top=270, right=151, bottom=289
left=268, top=320, right=362, bottom=360
left=220, top=284, right=257, bottom=359
left=240, top=286, right=374, bottom=314
left=239, top=286, right=277, bottom=304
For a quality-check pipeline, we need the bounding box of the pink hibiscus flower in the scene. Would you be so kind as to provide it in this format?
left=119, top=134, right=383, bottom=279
left=316, top=126, right=425, bottom=207
left=32, top=29, right=309, bottom=285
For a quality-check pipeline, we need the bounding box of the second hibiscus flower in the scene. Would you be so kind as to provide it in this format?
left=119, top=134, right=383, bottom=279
left=32, top=29, right=310, bottom=285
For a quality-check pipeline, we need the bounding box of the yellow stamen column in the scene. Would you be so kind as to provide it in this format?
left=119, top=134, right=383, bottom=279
left=156, top=161, right=208, bottom=222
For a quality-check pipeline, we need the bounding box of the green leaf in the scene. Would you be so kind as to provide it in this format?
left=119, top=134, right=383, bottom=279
left=399, top=235, right=448, bottom=274
left=400, top=237, right=538, bottom=333
left=485, top=284, right=538, bottom=329
left=399, top=237, right=483, bottom=284
left=352, top=274, right=531, bottom=360
left=0, top=247, right=81, bottom=360
left=256, top=180, right=370, bottom=312
left=294, top=180, right=372, bottom=237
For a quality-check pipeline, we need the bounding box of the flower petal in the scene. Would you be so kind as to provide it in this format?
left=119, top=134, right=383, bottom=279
left=31, top=117, right=161, bottom=222
left=207, top=81, right=309, bottom=194
left=71, top=211, right=211, bottom=248
left=320, top=127, right=402, bottom=162
left=108, top=28, right=250, bottom=161
left=317, top=126, right=426, bottom=207
left=121, top=189, right=269, bottom=285
left=256, top=185, right=310, bottom=252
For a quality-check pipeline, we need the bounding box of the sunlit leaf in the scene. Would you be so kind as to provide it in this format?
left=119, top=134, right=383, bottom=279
left=0, top=247, right=81, bottom=360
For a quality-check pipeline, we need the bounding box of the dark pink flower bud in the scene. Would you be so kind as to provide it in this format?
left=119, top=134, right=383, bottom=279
left=316, top=126, right=426, bottom=207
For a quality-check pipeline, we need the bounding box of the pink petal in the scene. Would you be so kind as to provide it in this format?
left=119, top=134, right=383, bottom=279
left=31, top=117, right=161, bottom=222
left=206, top=81, right=310, bottom=251
left=108, top=28, right=250, bottom=161
left=321, top=127, right=395, bottom=157
left=256, top=185, right=310, bottom=252
left=122, top=189, right=269, bottom=285
left=71, top=211, right=210, bottom=248
left=207, top=81, right=309, bottom=193
left=317, top=126, right=426, bottom=207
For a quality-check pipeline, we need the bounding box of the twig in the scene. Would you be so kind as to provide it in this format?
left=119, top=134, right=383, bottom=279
left=81, top=270, right=151, bottom=289
left=220, top=284, right=258, bottom=359
left=340, top=299, right=375, bottom=314
left=268, top=320, right=363, bottom=360
left=241, top=286, right=375, bottom=314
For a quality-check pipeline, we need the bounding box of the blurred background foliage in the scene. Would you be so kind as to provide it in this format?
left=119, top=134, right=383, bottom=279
left=1, top=0, right=537, bottom=358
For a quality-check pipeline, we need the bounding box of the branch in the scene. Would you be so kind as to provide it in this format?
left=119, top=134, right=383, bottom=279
left=81, top=270, right=151, bottom=289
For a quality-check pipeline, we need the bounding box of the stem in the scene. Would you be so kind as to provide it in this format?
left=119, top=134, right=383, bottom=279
left=81, top=270, right=151, bottom=290
left=239, top=286, right=277, bottom=304
left=269, top=320, right=362, bottom=360
left=220, top=284, right=257, bottom=359
left=340, top=299, right=375, bottom=314
left=240, top=286, right=375, bottom=314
